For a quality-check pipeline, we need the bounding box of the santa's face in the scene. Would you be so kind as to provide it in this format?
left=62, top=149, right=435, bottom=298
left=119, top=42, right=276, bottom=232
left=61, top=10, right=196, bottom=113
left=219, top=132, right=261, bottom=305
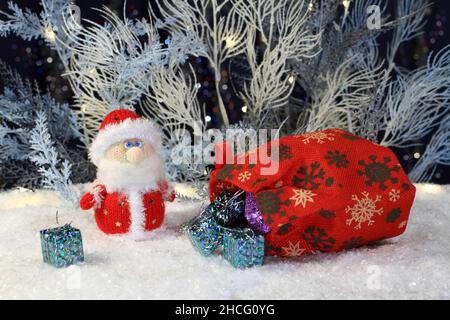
left=97, top=138, right=165, bottom=192
left=104, top=139, right=155, bottom=164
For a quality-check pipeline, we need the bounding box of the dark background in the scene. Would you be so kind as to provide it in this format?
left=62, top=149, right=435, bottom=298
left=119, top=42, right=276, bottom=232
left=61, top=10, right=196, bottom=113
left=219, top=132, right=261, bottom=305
left=0, top=0, right=449, bottom=183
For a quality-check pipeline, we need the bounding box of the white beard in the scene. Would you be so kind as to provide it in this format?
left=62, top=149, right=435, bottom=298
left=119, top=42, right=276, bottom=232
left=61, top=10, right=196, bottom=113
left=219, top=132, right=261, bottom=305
left=96, top=153, right=166, bottom=193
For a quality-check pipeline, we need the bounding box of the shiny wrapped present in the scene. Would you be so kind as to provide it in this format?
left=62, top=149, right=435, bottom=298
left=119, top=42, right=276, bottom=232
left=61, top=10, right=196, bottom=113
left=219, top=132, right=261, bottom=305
left=184, top=214, right=222, bottom=257
left=204, top=191, right=245, bottom=227
left=222, top=227, right=264, bottom=269
left=40, top=224, right=84, bottom=268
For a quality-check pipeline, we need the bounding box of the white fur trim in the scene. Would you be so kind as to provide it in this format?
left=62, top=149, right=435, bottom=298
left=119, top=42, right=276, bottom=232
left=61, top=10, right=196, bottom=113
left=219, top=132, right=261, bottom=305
left=89, top=118, right=161, bottom=166
left=91, top=185, right=105, bottom=209
left=128, top=190, right=146, bottom=238
left=96, top=155, right=166, bottom=193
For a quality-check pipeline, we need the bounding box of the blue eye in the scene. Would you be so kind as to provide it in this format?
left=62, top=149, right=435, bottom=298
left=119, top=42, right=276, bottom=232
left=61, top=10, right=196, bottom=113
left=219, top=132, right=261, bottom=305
left=134, top=140, right=142, bottom=148
left=124, top=141, right=133, bottom=149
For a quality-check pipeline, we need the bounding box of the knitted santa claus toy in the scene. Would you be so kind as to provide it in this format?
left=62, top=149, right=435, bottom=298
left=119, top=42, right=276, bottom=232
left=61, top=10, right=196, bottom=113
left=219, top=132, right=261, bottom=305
left=80, top=109, right=175, bottom=237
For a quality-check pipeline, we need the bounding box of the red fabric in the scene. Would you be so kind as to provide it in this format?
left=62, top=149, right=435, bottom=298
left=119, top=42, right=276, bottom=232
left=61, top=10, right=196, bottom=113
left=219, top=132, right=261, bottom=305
left=157, top=180, right=176, bottom=202
left=80, top=183, right=174, bottom=234
left=209, top=129, right=416, bottom=257
left=80, top=184, right=107, bottom=210
left=99, top=109, right=140, bottom=131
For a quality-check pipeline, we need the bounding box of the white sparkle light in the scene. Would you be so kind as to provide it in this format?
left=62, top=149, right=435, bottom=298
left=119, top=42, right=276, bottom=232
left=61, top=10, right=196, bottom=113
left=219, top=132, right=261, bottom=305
left=44, top=26, right=56, bottom=42
left=224, top=36, right=238, bottom=49
left=342, top=0, right=351, bottom=10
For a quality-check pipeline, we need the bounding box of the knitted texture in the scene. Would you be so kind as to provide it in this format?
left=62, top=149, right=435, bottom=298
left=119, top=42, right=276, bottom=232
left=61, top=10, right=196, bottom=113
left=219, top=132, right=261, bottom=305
left=89, top=109, right=161, bottom=166
left=81, top=108, right=174, bottom=235
left=80, top=183, right=174, bottom=234
left=99, top=109, right=140, bottom=130
left=209, top=129, right=416, bottom=257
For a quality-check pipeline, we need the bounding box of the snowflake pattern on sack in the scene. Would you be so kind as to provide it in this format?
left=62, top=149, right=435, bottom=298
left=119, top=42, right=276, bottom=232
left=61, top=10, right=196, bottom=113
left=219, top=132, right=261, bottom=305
left=318, top=209, right=336, bottom=219
left=357, top=155, right=400, bottom=190
left=281, top=241, right=306, bottom=256
left=268, top=144, right=294, bottom=160
left=325, top=150, right=350, bottom=168
left=277, top=221, right=297, bottom=235
left=300, top=132, right=335, bottom=144
left=292, top=162, right=334, bottom=190
left=302, top=226, right=336, bottom=250
left=389, top=189, right=400, bottom=202
left=217, top=164, right=243, bottom=181
left=238, top=171, right=251, bottom=182
left=256, top=190, right=290, bottom=224
left=398, top=220, right=407, bottom=229
left=342, top=237, right=365, bottom=249
left=386, top=208, right=402, bottom=223
left=345, top=191, right=384, bottom=230
left=290, top=188, right=316, bottom=208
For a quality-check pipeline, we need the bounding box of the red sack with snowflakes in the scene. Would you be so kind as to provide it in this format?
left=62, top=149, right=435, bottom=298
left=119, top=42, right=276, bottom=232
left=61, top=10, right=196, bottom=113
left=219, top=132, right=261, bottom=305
left=209, top=129, right=416, bottom=257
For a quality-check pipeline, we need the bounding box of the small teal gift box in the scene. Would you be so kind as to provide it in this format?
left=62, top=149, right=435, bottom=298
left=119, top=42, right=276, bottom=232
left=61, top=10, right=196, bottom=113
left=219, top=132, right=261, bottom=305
left=40, top=224, right=84, bottom=268
left=184, top=191, right=265, bottom=268
left=184, top=214, right=222, bottom=257
left=184, top=191, right=247, bottom=257
left=223, top=228, right=264, bottom=269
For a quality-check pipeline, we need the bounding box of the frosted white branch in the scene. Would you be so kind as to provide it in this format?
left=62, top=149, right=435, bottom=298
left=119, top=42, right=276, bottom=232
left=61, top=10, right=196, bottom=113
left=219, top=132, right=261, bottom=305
left=141, top=65, right=205, bottom=137
left=29, top=112, right=78, bottom=204
left=60, top=5, right=203, bottom=144
left=156, top=0, right=249, bottom=127
left=387, top=0, right=429, bottom=64
left=236, top=0, right=320, bottom=127
left=240, top=40, right=295, bottom=127
left=304, top=57, right=382, bottom=133
left=380, top=46, right=450, bottom=147
left=408, top=116, right=450, bottom=182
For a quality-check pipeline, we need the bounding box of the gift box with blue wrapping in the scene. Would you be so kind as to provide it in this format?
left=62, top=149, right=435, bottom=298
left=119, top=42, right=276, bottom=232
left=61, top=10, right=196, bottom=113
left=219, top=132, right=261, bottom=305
left=184, top=191, right=243, bottom=257
left=184, top=190, right=265, bottom=268
left=223, top=227, right=264, bottom=268
left=40, top=224, right=84, bottom=268
left=185, top=214, right=223, bottom=257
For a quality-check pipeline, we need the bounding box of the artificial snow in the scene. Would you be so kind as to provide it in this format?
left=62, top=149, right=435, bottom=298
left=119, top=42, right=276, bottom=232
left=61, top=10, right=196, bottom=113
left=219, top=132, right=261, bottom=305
left=0, top=184, right=449, bottom=299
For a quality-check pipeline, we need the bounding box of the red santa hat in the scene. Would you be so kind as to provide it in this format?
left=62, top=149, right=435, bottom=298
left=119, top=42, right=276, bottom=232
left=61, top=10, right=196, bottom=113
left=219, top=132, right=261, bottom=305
left=89, top=109, right=161, bottom=166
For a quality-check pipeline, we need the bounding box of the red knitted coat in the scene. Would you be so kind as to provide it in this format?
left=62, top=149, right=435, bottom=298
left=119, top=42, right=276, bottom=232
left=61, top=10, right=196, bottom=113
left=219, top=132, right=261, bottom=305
left=79, top=108, right=174, bottom=236
left=209, top=129, right=416, bottom=257
left=80, top=181, right=175, bottom=235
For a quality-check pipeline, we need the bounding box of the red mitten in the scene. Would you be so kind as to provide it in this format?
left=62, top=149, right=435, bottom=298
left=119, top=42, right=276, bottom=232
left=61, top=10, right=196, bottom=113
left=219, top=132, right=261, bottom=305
left=158, top=180, right=176, bottom=202
left=80, top=184, right=107, bottom=210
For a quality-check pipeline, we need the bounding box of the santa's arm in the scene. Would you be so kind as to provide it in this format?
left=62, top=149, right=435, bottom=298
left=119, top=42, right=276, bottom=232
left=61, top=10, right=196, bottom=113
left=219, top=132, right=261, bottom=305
left=80, top=184, right=107, bottom=210
left=157, top=180, right=176, bottom=202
